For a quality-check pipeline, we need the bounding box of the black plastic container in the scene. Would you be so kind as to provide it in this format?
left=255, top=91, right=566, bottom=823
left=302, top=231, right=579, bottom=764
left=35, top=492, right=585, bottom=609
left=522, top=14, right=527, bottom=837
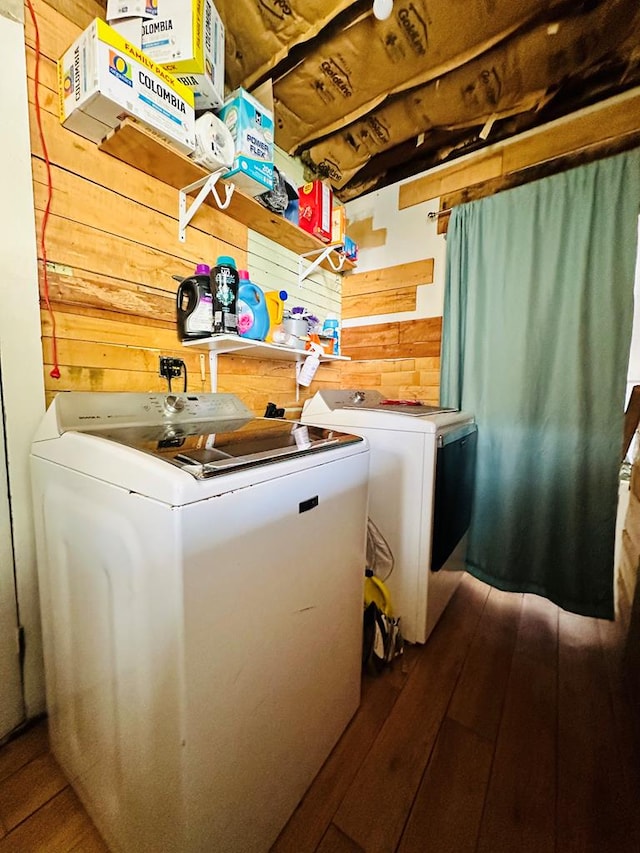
left=176, top=264, right=213, bottom=341
left=211, top=255, right=239, bottom=334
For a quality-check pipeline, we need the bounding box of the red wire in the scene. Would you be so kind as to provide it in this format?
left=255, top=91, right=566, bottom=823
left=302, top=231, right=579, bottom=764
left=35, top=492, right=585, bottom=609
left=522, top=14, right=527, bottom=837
left=26, top=0, right=60, bottom=380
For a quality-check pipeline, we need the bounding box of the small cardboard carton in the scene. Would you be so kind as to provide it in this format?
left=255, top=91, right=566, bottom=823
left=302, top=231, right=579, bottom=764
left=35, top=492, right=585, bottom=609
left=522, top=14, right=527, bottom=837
left=108, top=17, right=143, bottom=48
left=141, top=0, right=225, bottom=111
left=298, top=180, right=333, bottom=243
left=58, top=18, right=195, bottom=153
left=107, top=0, right=158, bottom=46
left=218, top=88, right=274, bottom=197
left=106, top=0, right=158, bottom=20
left=331, top=205, right=347, bottom=244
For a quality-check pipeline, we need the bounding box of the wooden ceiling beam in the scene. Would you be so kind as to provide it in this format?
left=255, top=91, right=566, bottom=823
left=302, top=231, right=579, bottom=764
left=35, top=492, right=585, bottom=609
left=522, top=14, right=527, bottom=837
left=399, top=87, right=640, bottom=212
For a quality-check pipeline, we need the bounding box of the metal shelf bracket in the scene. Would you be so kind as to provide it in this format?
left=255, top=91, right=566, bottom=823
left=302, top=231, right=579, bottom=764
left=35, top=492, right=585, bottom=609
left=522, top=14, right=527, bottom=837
left=179, top=171, right=235, bottom=242
left=297, top=244, right=346, bottom=284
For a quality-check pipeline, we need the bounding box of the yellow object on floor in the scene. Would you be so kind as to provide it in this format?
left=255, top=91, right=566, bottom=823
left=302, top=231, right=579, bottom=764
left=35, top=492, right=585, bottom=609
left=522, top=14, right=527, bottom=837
left=364, top=572, right=393, bottom=617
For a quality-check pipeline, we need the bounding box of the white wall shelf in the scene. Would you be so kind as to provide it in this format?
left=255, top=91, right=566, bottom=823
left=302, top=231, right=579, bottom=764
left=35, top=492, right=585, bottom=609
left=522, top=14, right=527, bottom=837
left=298, top=244, right=348, bottom=285
left=183, top=333, right=348, bottom=362
left=178, top=170, right=235, bottom=242
left=98, top=119, right=353, bottom=396
left=183, top=334, right=348, bottom=391
left=99, top=119, right=356, bottom=273
left=183, top=335, right=351, bottom=362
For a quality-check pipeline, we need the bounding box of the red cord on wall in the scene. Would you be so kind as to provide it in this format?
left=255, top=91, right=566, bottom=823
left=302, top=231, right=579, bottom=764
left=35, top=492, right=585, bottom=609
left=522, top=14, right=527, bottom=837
left=26, top=0, right=60, bottom=380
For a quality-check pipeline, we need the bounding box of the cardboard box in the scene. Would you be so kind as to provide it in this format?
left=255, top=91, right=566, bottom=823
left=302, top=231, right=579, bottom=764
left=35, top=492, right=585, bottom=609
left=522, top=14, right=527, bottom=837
left=620, top=529, right=640, bottom=608
left=331, top=205, right=347, bottom=244
left=109, top=17, right=143, bottom=48
left=106, top=0, right=157, bottom=20
left=625, top=491, right=640, bottom=553
left=343, top=235, right=358, bottom=261
left=631, top=460, right=640, bottom=501
left=141, top=0, right=225, bottom=110
left=58, top=18, right=195, bottom=153
left=298, top=180, right=332, bottom=243
left=218, top=89, right=274, bottom=197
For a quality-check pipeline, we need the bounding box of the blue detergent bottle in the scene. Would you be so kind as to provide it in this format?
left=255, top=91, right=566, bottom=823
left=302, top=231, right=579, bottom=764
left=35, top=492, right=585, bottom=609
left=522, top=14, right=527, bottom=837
left=237, top=271, right=270, bottom=341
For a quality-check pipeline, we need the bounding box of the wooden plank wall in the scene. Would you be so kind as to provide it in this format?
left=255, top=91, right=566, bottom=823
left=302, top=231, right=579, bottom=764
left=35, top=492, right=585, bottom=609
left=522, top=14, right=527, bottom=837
left=25, top=0, right=343, bottom=415
left=340, top=259, right=442, bottom=403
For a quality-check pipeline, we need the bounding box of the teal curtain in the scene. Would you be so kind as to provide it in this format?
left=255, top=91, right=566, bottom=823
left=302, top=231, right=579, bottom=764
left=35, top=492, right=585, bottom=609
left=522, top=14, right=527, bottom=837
left=441, top=151, right=640, bottom=618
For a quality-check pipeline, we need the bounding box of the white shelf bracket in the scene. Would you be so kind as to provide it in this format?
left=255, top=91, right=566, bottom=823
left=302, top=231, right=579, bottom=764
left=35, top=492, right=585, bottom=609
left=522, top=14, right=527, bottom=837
left=179, top=171, right=235, bottom=242
left=208, top=351, right=218, bottom=392
left=297, top=244, right=346, bottom=285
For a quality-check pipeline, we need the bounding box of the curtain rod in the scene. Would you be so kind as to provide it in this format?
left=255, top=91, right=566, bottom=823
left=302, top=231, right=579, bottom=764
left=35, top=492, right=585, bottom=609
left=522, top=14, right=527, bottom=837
left=427, top=208, right=452, bottom=220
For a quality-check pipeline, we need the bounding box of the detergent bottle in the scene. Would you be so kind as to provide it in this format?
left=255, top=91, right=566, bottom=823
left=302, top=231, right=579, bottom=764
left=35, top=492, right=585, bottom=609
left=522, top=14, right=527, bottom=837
left=211, top=256, right=239, bottom=334
left=264, top=290, right=288, bottom=342
left=176, top=263, right=213, bottom=341
left=237, top=271, right=270, bottom=341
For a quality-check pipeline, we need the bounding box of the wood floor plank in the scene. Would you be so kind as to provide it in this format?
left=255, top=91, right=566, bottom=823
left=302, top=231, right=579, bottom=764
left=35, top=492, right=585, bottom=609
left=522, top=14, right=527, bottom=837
left=0, top=788, right=97, bottom=853
left=0, top=721, right=48, bottom=784
left=272, top=648, right=420, bottom=853
left=3, top=580, right=639, bottom=853
left=397, top=717, right=494, bottom=853
left=475, top=593, right=558, bottom=853
left=68, top=824, right=110, bottom=852
left=447, top=587, right=523, bottom=742
left=557, top=611, right=640, bottom=853
left=0, top=753, right=68, bottom=832
left=332, top=574, right=490, bottom=852
left=597, top=611, right=640, bottom=804
left=315, top=824, right=365, bottom=853
left=621, top=578, right=640, bottom=734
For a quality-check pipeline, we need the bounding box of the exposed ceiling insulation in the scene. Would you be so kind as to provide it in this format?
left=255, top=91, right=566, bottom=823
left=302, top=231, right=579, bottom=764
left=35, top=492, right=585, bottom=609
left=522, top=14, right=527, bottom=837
left=215, top=1, right=640, bottom=200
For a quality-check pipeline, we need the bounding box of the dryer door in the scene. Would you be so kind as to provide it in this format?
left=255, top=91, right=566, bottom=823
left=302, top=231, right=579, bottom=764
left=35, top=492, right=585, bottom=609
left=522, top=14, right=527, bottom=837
left=431, top=423, right=477, bottom=572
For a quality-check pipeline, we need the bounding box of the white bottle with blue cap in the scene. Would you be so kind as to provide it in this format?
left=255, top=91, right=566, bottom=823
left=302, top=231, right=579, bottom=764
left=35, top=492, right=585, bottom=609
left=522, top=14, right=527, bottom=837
left=322, top=316, right=340, bottom=355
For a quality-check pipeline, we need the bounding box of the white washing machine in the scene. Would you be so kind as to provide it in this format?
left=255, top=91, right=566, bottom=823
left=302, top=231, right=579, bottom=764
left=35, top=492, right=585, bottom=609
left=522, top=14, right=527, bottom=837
left=30, top=391, right=369, bottom=853
left=302, top=389, right=476, bottom=644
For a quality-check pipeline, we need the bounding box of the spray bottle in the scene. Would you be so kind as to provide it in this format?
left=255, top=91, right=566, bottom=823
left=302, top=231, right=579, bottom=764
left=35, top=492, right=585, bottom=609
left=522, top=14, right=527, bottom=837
left=296, top=343, right=325, bottom=387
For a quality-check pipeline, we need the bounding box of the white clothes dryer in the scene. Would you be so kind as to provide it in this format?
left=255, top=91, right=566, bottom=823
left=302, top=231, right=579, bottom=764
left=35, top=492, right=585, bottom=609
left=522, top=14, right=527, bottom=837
left=302, top=389, right=476, bottom=644
left=31, top=391, right=369, bottom=853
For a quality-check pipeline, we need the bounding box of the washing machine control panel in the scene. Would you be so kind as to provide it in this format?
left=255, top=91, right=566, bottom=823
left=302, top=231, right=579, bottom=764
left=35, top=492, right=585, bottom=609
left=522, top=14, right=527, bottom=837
left=164, top=395, right=187, bottom=414
left=53, top=392, right=254, bottom=434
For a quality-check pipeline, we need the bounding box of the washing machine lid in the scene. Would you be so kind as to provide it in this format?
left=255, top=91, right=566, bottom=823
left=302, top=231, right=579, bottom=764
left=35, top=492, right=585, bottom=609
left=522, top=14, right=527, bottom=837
left=81, top=416, right=361, bottom=479
left=33, top=391, right=363, bottom=481
left=309, top=389, right=455, bottom=416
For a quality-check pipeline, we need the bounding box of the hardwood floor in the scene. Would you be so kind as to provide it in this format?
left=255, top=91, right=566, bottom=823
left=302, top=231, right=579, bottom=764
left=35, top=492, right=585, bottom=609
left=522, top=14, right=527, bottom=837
left=0, top=573, right=638, bottom=852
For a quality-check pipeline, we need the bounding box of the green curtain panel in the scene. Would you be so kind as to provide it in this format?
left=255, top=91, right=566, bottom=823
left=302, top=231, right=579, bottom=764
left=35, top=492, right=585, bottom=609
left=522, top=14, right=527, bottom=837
left=441, top=150, right=640, bottom=618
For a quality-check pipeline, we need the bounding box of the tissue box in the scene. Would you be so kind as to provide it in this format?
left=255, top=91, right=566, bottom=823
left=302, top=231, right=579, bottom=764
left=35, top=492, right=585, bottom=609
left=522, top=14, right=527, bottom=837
left=141, top=0, right=225, bottom=110
left=58, top=18, right=195, bottom=153
left=218, top=89, right=274, bottom=197
left=299, top=180, right=333, bottom=243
